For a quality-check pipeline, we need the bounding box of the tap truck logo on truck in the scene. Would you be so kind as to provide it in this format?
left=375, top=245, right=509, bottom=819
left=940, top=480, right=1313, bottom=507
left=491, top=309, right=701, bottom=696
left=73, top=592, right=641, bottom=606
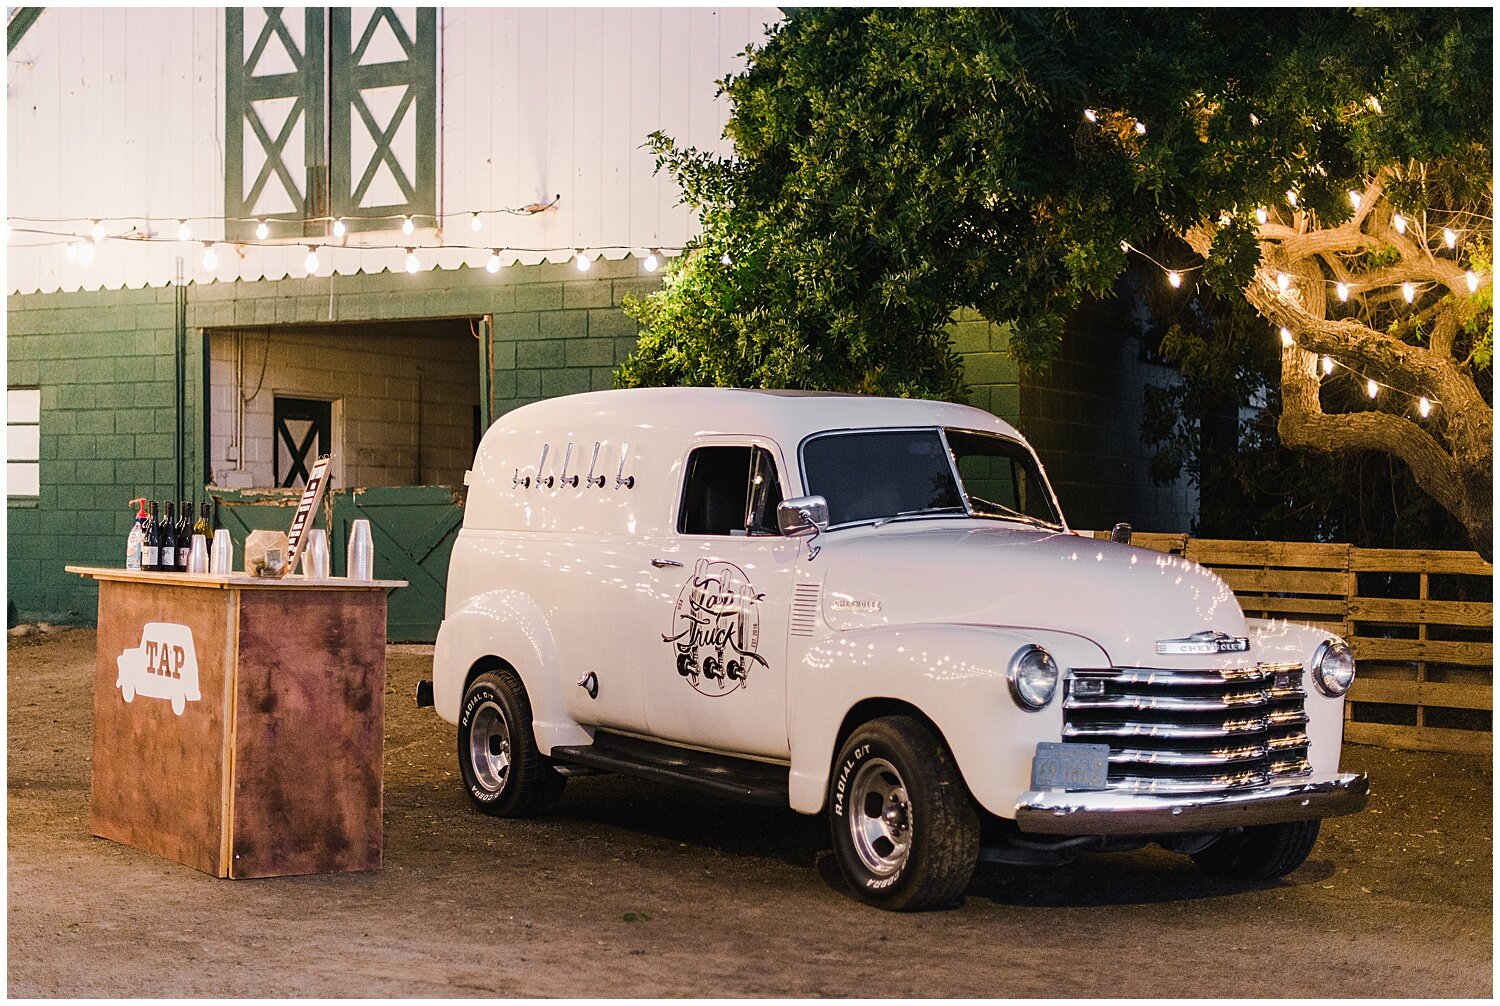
left=116, top=622, right=202, bottom=716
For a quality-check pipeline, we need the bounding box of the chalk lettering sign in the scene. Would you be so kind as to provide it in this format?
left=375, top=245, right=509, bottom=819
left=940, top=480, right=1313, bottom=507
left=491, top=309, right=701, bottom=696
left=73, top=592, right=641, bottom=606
left=282, top=454, right=332, bottom=578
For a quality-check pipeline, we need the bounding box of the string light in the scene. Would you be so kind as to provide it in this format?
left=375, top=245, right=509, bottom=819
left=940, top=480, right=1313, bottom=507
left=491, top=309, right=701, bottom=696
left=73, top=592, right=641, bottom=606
left=64, top=242, right=78, bottom=263
left=201, top=242, right=217, bottom=271
left=1280, top=327, right=1294, bottom=347
left=1083, top=108, right=1097, bottom=123
left=1133, top=121, right=1146, bottom=135
left=1256, top=207, right=1269, bottom=225
left=404, top=248, right=420, bottom=274
left=1167, top=270, right=1181, bottom=288
left=644, top=250, right=660, bottom=272
left=1442, top=227, right=1457, bottom=249
left=486, top=249, right=501, bottom=274
left=1336, top=281, right=1350, bottom=302
left=177, top=219, right=191, bottom=241
left=255, top=219, right=269, bottom=240
left=90, top=219, right=105, bottom=243
left=1366, top=379, right=1379, bottom=399
left=1321, top=355, right=1335, bottom=375
left=574, top=250, right=591, bottom=272
left=402, top=215, right=415, bottom=236
left=1418, top=397, right=1432, bottom=418
left=470, top=212, right=483, bottom=232
left=1402, top=281, right=1415, bottom=303
left=303, top=246, right=319, bottom=273
left=1466, top=270, right=1479, bottom=293
left=1365, top=95, right=1383, bottom=114
left=1392, top=213, right=1407, bottom=235
left=1276, top=272, right=1290, bottom=294
left=1285, top=189, right=1298, bottom=208
left=333, top=217, right=347, bottom=238
left=720, top=251, right=733, bottom=266
left=77, top=241, right=94, bottom=266
left=1347, top=190, right=1362, bottom=210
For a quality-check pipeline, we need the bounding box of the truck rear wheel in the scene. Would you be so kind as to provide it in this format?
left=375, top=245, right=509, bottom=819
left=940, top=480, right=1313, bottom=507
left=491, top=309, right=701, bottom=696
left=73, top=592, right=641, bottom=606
left=1190, top=819, right=1321, bottom=880
left=828, top=715, right=979, bottom=911
left=458, top=669, right=565, bottom=817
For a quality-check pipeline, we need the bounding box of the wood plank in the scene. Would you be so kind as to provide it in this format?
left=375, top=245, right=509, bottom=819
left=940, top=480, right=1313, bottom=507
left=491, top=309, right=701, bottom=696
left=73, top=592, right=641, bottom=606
left=1186, top=538, right=1350, bottom=569
left=1348, top=596, right=1493, bottom=628
left=1351, top=636, right=1493, bottom=667
left=67, top=566, right=406, bottom=590
left=1232, top=596, right=1348, bottom=617
left=1344, top=722, right=1493, bottom=756
left=1211, top=566, right=1349, bottom=596
left=1350, top=678, right=1493, bottom=711
left=1349, top=547, right=1492, bottom=576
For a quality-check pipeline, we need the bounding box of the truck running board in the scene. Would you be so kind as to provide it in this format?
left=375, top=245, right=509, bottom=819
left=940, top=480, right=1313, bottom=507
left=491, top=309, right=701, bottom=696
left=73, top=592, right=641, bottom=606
left=550, top=732, right=790, bottom=807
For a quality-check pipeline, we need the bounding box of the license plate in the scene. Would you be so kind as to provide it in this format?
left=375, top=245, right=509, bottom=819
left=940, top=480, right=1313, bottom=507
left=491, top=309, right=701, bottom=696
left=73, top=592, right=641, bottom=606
left=1030, top=742, right=1110, bottom=791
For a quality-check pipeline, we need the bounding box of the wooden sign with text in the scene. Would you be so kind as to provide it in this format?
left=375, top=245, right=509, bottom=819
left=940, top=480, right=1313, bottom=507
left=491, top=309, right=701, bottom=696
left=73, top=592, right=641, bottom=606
left=282, top=454, right=332, bottom=578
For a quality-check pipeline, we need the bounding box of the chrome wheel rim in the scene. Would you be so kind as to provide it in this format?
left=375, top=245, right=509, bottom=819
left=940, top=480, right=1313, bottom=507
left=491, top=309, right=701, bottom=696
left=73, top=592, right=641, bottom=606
left=848, top=757, right=913, bottom=877
left=468, top=699, right=512, bottom=793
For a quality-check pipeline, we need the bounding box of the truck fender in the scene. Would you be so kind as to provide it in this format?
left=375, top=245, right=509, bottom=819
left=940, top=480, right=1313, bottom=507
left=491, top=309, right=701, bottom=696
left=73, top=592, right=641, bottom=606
left=432, top=589, right=591, bottom=753
left=787, top=624, right=1111, bottom=818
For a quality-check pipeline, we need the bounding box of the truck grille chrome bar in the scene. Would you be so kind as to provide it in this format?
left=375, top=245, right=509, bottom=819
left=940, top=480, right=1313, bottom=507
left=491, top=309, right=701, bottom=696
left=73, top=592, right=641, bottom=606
left=1064, top=661, right=1312, bottom=795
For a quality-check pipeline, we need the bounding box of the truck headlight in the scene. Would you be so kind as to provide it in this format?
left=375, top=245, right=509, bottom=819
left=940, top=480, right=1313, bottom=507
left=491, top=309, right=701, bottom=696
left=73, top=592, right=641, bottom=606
left=1008, top=645, right=1059, bottom=710
left=1311, top=639, right=1356, bottom=697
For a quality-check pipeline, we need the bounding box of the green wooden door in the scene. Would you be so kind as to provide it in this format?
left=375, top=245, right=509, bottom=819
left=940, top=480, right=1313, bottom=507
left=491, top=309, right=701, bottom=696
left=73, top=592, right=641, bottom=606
left=212, top=485, right=462, bottom=643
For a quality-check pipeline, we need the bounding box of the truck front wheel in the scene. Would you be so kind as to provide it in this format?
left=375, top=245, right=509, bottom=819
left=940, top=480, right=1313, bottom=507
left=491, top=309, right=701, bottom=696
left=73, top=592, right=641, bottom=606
left=828, top=716, right=980, bottom=911
left=458, top=669, right=565, bottom=817
left=1189, top=819, right=1321, bottom=880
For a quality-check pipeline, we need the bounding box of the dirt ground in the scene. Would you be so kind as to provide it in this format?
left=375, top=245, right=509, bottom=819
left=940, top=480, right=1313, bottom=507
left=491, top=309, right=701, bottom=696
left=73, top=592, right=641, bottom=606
left=7, top=628, right=1493, bottom=997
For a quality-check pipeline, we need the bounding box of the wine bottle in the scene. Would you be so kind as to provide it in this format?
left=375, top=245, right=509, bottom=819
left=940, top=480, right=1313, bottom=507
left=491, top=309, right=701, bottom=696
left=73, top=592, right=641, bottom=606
left=160, top=501, right=177, bottom=572
left=143, top=501, right=161, bottom=572
left=178, top=499, right=193, bottom=571
left=194, top=500, right=212, bottom=539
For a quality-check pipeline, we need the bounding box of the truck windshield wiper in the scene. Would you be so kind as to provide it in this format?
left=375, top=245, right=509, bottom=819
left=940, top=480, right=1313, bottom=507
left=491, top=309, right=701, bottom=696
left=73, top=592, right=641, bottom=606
left=966, top=495, right=1058, bottom=530
left=871, top=505, right=966, bottom=528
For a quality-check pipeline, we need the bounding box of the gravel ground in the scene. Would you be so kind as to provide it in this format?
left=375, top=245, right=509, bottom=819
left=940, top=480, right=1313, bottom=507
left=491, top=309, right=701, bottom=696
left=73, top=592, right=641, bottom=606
left=7, top=628, right=1493, bottom=997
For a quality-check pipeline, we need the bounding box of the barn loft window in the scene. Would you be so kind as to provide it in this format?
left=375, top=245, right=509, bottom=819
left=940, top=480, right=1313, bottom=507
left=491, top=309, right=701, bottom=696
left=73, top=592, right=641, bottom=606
left=7, top=388, right=41, bottom=499
left=224, top=8, right=437, bottom=241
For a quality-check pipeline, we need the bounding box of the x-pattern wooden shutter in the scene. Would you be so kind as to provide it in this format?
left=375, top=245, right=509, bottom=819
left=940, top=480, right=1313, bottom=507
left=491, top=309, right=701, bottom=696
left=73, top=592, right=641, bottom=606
left=224, top=8, right=327, bottom=241
left=329, top=8, right=437, bottom=234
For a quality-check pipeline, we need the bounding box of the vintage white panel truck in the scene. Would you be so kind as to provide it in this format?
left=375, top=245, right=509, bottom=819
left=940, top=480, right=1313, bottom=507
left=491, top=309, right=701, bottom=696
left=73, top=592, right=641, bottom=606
left=423, top=388, right=1367, bottom=910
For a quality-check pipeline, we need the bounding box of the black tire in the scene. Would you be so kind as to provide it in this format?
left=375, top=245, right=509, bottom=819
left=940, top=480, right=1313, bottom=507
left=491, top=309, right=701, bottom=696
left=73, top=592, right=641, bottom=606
left=1190, top=819, right=1321, bottom=880
left=828, top=715, right=980, bottom=911
left=457, top=669, right=565, bottom=817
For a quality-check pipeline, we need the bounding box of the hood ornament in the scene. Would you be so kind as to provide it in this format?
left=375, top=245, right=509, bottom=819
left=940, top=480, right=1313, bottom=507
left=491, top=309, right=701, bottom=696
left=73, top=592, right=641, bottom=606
left=1156, top=630, right=1250, bottom=655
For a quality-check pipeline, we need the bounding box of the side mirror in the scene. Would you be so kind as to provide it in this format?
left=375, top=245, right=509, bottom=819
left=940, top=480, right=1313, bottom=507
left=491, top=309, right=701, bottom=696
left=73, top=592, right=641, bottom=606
left=777, top=496, right=829, bottom=537
left=1110, top=522, right=1133, bottom=545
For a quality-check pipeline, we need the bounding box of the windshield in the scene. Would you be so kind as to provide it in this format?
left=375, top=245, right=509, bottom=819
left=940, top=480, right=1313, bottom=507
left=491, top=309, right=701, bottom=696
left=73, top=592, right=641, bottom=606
left=801, top=427, right=1062, bottom=529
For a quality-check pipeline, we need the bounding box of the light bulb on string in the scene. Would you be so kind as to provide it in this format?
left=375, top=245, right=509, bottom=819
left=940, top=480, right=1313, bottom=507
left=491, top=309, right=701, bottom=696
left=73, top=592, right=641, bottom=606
left=470, top=213, right=483, bottom=232
left=255, top=219, right=269, bottom=240
left=1366, top=379, right=1378, bottom=399
left=333, top=217, right=347, bottom=238
left=1280, top=327, right=1294, bottom=348
left=720, top=251, right=733, bottom=266
left=304, top=246, right=319, bottom=273
left=1336, top=281, right=1350, bottom=302
left=1083, top=108, right=1097, bottom=123
left=77, top=241, right=95, bottom=266
left=90, top=219, right=105, bottom=243
left=1402, top=281, right=1415, bottom=303
left=575, top=250, right=591, bottom=272
left=1133, top=120, right=1146, bottom=135
left=1466, top=270, right=1479, bottom=293
left=1255, top=207, right=1269, bottom=225
left=201, top=243, right=218, bottom=272
left=1276, top=272, right=1290, bottom=294
left=1321, top=355, right=1334, bottom=376
left=1443, top=228, right=1457, bottom=249
left=177, top=219, right=191, bottom=241
left=1392, top=213, right=1406, bottom=235
left=404, top=249, right=420, bottom=274
left=1418, top=397, right=1432, bottom=418
left=486, top=250, right=501, bottom=274
left=1167, top=270, right=1181, bottom=289
left=1285, top=189, right=1298, bottom=207
left=64, top=242, right=78, bottom=263
left=402, top=215, right=415, bottom=236
left=644, top=250, right=660, bottom=273
left=1347, top=190, right=1362, bottom=210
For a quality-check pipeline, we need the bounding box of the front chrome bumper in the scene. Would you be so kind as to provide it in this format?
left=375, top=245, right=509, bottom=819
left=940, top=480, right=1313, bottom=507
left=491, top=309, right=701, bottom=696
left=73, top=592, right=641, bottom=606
left=1013, top=771, right=1369, bottom=836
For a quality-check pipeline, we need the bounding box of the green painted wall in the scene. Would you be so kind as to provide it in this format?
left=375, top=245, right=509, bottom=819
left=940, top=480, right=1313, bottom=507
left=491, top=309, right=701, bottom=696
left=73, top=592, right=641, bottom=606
left=7, top=260, right=1021, bottom=626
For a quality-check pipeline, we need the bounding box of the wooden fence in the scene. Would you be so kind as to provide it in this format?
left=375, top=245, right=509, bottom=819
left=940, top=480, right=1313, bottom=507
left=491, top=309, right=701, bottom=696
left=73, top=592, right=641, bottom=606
left=1088, top=532, right=1493, bottom=755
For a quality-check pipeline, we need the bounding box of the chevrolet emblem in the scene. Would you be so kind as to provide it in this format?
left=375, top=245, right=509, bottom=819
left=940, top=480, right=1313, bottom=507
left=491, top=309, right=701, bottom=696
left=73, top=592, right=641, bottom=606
left=1155, top=630, right=1251, bottom=655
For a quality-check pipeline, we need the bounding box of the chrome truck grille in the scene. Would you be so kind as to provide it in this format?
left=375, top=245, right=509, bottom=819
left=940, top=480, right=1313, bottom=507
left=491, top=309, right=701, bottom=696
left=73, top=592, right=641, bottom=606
left=1063, top=662, right=1312, bottom=794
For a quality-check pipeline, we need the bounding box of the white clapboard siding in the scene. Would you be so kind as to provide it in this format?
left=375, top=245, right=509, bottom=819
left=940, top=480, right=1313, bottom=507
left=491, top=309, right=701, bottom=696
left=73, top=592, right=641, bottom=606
left=6, top=7, right=781, bottom=295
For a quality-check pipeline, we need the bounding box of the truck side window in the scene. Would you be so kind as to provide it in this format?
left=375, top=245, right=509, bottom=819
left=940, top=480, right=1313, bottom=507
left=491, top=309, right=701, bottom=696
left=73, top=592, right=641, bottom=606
left=679, top=446, right=784, bottom=536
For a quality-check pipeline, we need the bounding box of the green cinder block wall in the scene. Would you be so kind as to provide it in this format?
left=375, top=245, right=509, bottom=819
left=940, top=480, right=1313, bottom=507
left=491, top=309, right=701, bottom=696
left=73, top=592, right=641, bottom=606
left=7, top=262, right=1019, bottom=626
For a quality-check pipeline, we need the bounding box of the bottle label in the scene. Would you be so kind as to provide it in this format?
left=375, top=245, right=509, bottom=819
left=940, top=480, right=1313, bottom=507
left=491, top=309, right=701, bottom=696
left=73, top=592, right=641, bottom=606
left=126, top=538, right=142, bottom=571
left=162, top=547, right=176, bottom=567
left=142, top=546, right=159, bottom=568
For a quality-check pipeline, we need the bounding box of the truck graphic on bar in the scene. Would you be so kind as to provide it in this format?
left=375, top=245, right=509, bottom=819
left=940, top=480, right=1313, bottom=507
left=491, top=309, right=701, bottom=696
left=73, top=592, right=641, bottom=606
left=116, top=622, right=202, bottom=716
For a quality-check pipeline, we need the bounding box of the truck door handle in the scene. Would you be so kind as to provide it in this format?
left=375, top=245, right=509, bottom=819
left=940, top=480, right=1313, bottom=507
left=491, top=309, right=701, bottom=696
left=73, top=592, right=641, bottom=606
left=651, top=558, right=683, bottom=569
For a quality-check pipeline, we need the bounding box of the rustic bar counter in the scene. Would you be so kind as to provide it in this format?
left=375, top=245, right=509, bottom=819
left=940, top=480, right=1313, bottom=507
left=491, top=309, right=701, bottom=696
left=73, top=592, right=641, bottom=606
left=66, top=566, right=407, bottom=879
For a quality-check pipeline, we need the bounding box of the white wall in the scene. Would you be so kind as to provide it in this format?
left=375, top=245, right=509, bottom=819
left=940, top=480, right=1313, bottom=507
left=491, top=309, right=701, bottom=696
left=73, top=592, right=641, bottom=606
left=6, top=7, right=781, bottom=295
